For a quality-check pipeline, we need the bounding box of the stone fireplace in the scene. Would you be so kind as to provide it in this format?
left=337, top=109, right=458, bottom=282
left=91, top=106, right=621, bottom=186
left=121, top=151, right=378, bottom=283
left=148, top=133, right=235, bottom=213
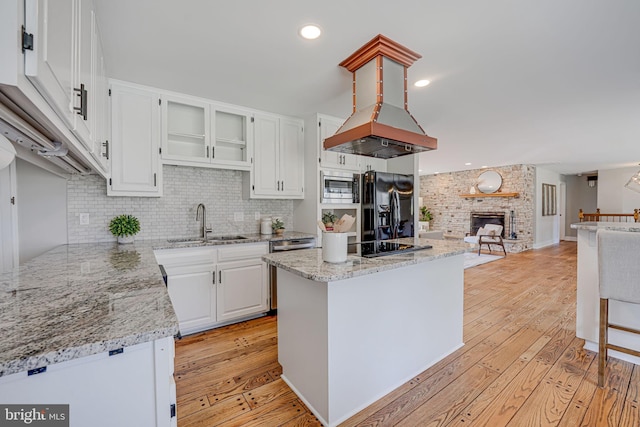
left=470, top=212, right=506, bottom=237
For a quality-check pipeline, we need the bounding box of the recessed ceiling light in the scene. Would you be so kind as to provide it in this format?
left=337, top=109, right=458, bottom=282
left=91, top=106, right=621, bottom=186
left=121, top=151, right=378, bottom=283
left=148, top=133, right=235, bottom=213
left=299, top=24, right=322, bottom=40
left=481, top=165, right=488, bottom=169
left=434, top=171, right=439, bottom=175
left=414, top=79, right=430, bottom=87
left=465, top=162, right=472, bottom=166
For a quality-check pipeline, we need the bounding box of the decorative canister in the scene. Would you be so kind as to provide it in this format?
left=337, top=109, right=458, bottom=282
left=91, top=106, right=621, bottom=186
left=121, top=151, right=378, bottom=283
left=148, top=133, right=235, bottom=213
left=322, top=232, right=348, bottom=263
left=260, top=218, right=272, bottom=235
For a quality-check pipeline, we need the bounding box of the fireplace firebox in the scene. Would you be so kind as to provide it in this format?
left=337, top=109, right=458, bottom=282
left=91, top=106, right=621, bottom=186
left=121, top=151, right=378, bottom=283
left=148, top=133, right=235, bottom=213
left=470, top=212, right=506, bottom=237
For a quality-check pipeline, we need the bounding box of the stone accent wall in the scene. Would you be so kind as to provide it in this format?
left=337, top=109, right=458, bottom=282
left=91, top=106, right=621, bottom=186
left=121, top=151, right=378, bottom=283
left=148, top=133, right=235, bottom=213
left=419, top=164, right=535, bottom=252
left=67, top=165, right=293, bottom=243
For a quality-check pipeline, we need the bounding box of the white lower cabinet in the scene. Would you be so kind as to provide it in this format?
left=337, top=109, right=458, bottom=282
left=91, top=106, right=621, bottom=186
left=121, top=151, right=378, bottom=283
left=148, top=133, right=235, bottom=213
left=0, top=336, right=176, bottom=427
left=155, top=243, right=269, bottom=335
left=217, top=258, right=268, bottom=322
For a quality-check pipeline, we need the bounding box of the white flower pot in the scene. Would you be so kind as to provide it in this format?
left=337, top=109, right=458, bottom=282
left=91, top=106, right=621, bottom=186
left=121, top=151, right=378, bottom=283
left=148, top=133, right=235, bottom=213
left=117, top=235, right=135, bottom=244
left=419, top=221, right=430, bottom=231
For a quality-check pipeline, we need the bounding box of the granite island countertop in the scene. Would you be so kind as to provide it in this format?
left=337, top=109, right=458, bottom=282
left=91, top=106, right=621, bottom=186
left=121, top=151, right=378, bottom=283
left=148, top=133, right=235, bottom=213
left=570, top=222, right=640, bottom=232
left=0, top=231, right=315, bottom=378
left=263, top=237, right=468, bottom=282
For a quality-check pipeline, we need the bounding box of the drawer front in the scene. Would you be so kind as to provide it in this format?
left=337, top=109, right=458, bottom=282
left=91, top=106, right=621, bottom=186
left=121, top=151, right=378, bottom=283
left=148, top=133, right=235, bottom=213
left=217, top=243, right=268, bottom=262
left=154, top=247, right=217, bottom=267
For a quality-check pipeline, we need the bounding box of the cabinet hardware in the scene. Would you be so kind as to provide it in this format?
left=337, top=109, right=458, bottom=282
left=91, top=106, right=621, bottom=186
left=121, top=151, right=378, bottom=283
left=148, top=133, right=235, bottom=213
left=10, top=196, right=15, bottom=205
left=159, top=99, right=161, bottom=106
left=154, top=173, right=157, bottom=187
left=108, top=88, right=111, bottom=96
left=212, top=147, right=215, bottom=158
left=21, top=26, right=34, bottom=51
left=73, top=84, right=88, bottom=120
left=206, top=146, right=209, bottom=158
left=281, top=181, right=284, bottom=191
left=28, top=366, right=46, bottom=376
left=109, top=178, right=112, bottom=186
left=109, top=348, right=124, bottom=356
left=170, top=404, right=176, bottom=418
left=251, top=117, right=254, bottom=123
left=213, top=272, right=216, bottom=284
left=102, top=141, right=109, bottom=159
left=159, top=147, right=162, bottom=155
left=219, top=271, right=222, bottom=283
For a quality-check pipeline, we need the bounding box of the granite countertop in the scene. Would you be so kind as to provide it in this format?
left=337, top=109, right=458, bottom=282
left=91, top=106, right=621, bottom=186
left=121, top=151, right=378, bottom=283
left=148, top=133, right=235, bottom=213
left=0, top=231, right=315, bottom=378
left=263, top=237, right=468, bottom=282
left=570, top=222, right=640, bottom=232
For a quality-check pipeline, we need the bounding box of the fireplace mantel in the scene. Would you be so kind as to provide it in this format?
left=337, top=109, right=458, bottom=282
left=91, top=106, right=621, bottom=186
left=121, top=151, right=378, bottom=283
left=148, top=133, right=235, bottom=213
left=459, top=192, right=519, bottom=198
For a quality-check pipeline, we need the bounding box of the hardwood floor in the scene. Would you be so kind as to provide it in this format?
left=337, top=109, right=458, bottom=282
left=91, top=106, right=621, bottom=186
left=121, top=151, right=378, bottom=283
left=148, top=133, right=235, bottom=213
left=174, top=242, right=640, bottom=426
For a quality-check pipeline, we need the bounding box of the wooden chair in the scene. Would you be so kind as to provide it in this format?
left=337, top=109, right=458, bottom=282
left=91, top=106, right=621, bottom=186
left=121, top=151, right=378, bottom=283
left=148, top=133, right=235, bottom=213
left=597, top=229, right=640, bottom=387
left=463, top=224, right=507, bottom=256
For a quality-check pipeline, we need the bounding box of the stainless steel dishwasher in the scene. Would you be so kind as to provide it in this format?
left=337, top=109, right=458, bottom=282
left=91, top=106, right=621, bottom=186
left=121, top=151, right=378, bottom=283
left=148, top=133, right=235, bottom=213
left=269, top=237, right=316, bottom=312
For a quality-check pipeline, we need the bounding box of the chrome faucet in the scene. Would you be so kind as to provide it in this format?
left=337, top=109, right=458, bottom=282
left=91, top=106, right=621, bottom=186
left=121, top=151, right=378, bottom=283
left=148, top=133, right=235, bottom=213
left=196, top=203, right=212, bottom=241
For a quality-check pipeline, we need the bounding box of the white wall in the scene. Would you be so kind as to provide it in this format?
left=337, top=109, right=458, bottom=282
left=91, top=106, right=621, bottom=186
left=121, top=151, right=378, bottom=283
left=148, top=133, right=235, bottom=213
left=597, top=166, right=640, bottom=213
left=534, top=167, right=561, bottom=249
left=16, top=159, right=68, bottom=262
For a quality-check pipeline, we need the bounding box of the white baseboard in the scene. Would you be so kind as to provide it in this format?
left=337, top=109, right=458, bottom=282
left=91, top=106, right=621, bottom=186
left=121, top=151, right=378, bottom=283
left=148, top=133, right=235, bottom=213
left=562, top=236, right=577, bottom=242
left=533, top=240, right=558, bottom=249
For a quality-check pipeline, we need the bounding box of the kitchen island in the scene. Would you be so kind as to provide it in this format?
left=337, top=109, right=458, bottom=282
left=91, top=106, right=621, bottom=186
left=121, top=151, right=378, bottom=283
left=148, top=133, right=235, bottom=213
left=263, top=237, right=467, bottom=427
left=571, top=222, right=640, bottom=365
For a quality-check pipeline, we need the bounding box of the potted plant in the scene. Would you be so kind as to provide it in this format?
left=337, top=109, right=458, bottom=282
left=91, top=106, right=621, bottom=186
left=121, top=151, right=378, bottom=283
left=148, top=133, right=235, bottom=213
left=322, top=212, right=338, bottom=231
left=419, top=206, right=433, bottom=231
left=109, top=214, right=140, bottom=244
left=271, top=218, right=285, bottom=236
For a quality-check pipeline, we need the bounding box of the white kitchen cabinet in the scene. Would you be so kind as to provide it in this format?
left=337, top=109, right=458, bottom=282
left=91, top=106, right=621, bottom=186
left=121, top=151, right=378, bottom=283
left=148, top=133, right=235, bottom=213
left=108, top=81, right=162, bottom=197
left=167, top=264, right=217, bottom=334
left=217, top=259, right=268, bottom=322
left=24, top=0, right=105, bottom=155
left=24, top=0, right=75, bottom=129
left=249, top=113, right=304, bottom=199
left=361, top=156, right=387, bottom=173
left=162, top=95, right=210, bottom=164
left=161, top=95, right=252, bottom=170
left=90, top=12, right=109, bottom=170
left=211, top=104, right=252, bottom=170
left=0, top=337, right=176, bottom=427
left=216, top=243, right=269, bottom=322
left=155, top=243, right=268, bottom=335
left=319, top=115, right=360, bottom=171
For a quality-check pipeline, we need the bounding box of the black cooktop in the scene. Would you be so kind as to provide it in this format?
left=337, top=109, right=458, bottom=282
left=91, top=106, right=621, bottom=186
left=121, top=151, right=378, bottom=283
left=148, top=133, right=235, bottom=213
left=360, top=241, right=432, bottom=258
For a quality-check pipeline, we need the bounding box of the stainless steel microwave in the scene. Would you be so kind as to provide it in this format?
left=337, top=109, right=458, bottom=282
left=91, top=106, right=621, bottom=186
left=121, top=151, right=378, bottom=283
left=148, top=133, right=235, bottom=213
left=320, top=171, right=360, bottom=204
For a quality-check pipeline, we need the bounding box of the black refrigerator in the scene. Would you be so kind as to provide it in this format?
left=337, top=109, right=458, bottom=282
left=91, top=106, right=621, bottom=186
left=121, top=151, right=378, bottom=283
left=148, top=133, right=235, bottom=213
left=361, top=171, right=414, bottom=242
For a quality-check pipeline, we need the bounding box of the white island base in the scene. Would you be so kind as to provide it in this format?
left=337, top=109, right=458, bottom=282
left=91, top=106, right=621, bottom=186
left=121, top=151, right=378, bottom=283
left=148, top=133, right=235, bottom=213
left=277, top=254, right=464, bottom=426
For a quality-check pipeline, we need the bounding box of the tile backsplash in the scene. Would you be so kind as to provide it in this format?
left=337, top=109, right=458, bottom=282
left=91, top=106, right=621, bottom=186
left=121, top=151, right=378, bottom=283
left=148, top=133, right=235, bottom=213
left=68, top=165, right=293, bottom=243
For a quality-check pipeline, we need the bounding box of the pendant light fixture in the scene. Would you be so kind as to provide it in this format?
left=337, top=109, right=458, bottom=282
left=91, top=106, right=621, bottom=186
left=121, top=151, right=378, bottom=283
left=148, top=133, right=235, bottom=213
left=625, top=166, right=640, bottom=193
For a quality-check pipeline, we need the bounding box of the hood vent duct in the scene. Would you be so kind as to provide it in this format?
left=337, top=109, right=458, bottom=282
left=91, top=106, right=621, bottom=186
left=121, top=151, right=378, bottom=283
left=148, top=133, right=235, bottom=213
left=324, top=34, right=437, bottom=159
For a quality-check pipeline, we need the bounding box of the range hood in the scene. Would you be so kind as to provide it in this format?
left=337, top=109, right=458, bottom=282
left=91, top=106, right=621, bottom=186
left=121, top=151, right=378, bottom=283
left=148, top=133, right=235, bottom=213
left=324, top=34, right=437, bottom=159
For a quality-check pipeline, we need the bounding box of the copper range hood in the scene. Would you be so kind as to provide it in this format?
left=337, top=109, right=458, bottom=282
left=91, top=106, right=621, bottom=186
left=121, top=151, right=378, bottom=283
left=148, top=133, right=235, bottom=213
left=324, top=34, right=437, bottom=159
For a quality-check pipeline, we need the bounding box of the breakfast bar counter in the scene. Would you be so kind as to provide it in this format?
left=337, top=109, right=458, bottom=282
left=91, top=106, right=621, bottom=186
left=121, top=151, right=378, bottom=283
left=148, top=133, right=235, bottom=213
left=262, top=237, right=467, bottom=427
left=571, top=222, right=640, bottom=365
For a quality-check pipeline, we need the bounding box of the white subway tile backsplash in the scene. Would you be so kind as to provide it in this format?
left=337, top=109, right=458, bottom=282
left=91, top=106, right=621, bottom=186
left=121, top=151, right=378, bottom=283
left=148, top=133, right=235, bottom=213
left=67, top=165, right=293, bottom=243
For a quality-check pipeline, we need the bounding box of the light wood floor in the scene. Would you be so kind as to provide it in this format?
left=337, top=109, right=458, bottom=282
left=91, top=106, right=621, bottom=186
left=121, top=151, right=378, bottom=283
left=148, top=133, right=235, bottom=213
left=174, top=242, right=640, bottom=426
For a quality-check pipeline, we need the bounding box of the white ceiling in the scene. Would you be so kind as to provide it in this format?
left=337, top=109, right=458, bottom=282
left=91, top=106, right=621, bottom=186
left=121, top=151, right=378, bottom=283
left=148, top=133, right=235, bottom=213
left=94, top=0, right=640, bottom=176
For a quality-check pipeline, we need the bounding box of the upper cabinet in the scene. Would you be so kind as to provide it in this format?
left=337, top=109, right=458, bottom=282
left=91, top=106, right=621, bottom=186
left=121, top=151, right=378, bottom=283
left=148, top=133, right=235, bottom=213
left=161, top=95, right=252, bottom=171
left=249, top=114, right=304, bottom=199
left=108, top=82, right=162, bottom=197
left=24, top=0, right=109, bottom=173
left=318, top=115, right=360, bottom=172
